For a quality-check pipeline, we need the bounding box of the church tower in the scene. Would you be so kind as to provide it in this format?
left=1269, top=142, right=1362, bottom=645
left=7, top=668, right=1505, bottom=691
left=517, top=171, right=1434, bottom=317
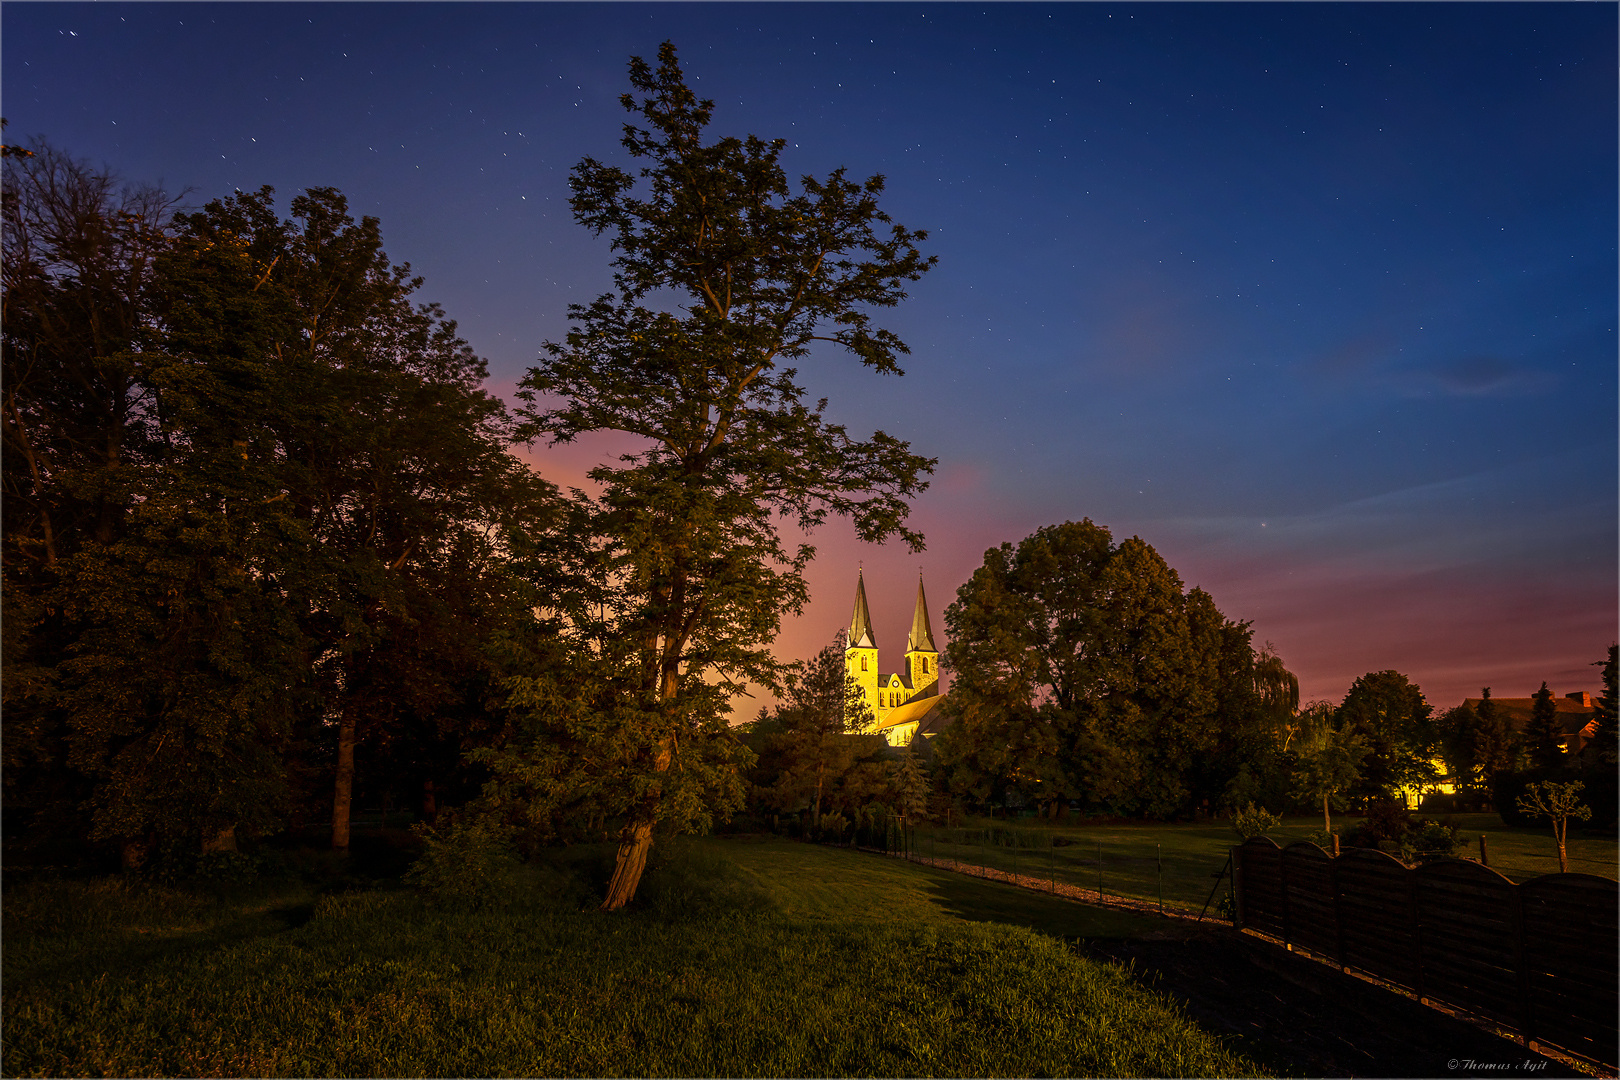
left=845, top=570, right=879, bottom=717
left=903, top=575, right=939, bottom=697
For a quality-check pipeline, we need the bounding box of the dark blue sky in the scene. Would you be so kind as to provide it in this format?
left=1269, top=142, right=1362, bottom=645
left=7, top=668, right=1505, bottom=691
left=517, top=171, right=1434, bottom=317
left=6, top=2, right=1614, bottom=709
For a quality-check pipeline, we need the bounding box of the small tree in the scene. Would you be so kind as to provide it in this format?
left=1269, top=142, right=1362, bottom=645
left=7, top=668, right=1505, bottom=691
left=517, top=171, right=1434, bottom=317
left=1291, top=705, right=1368, bottom=835
left=1525, top=682, right=1565, bottom=771
left=1515, top=780, right=1592, bottom=873
left=890, top=737, right=930, bottom=831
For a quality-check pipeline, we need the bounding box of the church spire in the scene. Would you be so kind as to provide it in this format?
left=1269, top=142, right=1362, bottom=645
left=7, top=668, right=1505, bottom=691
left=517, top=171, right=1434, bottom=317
left=907, top=574, right=937, bottom=653
left=849, top=570, right=877, bottom=649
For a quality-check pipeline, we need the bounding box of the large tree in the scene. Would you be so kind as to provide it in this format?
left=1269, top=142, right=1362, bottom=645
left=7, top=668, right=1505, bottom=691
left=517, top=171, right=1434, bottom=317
left=513, top=43, right=935, bottom=909
left=155, top=185, right=555, bottom=851
left=1335, top=670, right=1436, bottom=804
left=3, top=150, right=550, bottom=863
left=936, top=519, right=1254, bottom=819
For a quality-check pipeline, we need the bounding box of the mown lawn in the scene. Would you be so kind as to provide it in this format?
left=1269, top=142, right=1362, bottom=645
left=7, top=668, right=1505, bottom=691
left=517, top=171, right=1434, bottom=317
left=912, top=813, right=1618, bottom=913
left=2, top=839, right=1264, bottom=1078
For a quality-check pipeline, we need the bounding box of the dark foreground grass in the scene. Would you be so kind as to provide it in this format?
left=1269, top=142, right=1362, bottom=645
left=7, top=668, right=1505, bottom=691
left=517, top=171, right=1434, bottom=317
left=3, top=840, right=1265, bottom=1078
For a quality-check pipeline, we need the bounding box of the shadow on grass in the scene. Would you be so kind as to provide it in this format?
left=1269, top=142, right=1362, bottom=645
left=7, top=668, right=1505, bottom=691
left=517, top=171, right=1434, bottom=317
left=900, top=856, right=1176, bottom=939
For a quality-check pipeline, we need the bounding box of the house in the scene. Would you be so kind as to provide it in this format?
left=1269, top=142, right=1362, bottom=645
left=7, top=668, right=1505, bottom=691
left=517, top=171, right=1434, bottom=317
left=1461, top=691, right=1599, bottom=759
left=843, top=571, right=949, bottom=746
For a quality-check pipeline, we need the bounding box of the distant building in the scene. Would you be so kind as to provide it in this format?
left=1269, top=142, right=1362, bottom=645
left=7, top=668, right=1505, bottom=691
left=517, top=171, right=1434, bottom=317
left=1461, top=691, right=1600, bottom=760
left=844, top=571, right=949, bottom=746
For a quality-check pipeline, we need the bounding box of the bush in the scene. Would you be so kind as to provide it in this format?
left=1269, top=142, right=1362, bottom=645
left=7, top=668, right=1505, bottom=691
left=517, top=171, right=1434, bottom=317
left=1400, top=819, right=1462, bottom=863
left=1229, top=802, right=1280, bottom=841
left=403, top=813, right=520, bottom=907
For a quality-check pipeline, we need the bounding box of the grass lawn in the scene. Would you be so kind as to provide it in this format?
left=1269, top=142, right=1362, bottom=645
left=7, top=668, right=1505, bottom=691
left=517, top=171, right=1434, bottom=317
left=911, top=813, right=1618, bottom=913
left=2, top=839, right=1264, bottom=1078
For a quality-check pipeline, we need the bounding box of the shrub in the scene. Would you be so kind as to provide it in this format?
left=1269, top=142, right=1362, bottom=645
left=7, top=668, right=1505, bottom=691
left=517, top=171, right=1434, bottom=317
left=403, top=813, right=520, bottom=907
left=1400, top=818, right=1462, bottom=863
left=1229, top=802, right=1280, bottom=841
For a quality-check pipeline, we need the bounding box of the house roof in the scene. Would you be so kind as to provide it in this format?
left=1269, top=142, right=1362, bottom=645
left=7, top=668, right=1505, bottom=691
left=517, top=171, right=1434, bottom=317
left=874, top=693, right=947, bottom=735
left=1462, top=695, right=1596, bottom=737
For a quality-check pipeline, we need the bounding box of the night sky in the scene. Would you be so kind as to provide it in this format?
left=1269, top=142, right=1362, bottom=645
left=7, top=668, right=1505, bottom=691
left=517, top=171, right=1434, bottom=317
left=6, top=3, right=1614, bottom=713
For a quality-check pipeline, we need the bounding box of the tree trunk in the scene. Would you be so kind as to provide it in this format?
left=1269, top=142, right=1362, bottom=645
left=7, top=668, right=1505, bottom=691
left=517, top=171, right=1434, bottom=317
left=602, top=819, right=654, bottom=911
left=422, top=778, right=437, bottom=823
left=600, top=711, right=678, bottom=911
left=332, top=711, right=356, bottom=851
left=1555, top=820, right=1568, bottom=873
left=1322, top=792, right=1331, bottom=835
left=813, top=756, right=827, bottom=832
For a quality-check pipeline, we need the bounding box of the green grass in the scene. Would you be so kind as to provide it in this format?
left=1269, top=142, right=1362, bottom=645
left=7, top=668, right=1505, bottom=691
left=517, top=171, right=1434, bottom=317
left=2, top=840, right=1264, bottom=1078
left=909, top=813, right=1617, bottom=913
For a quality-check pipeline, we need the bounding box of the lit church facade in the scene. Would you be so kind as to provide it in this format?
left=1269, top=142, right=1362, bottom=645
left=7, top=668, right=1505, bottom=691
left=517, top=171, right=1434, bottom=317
left=845, top=571, right=949, bottom=746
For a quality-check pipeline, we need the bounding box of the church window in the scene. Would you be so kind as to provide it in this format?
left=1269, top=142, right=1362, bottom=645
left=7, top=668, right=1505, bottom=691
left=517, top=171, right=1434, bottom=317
left=861, top=656, right=868, bottom=672
left=922, top=657, right=930, bottom=674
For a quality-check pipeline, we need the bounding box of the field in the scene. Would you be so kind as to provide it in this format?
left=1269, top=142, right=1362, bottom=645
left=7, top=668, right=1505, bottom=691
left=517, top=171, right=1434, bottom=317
left=2, top=838, right=1263, bottom=1078
left=904, top=814, right=1619, bottom=914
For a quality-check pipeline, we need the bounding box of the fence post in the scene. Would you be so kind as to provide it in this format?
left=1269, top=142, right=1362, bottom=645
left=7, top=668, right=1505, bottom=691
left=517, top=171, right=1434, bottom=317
left=1479, top=833, right=1489, bottom=867
left=1157, top=843, right=1163, bottom=914
left=1280, top=844, right=1292, bottom=951
left=1097, top=840, right=1104, bottom=901
left=1407, top=865, right=1426, bottom=1004
left=1512, top=880, right=1531, bottom=1048
left=1330, top=844, right=1346, bottom=971
left=1051, top=834, right=1056, bottom=894
left=1012, top=829, right=1018, bottom=884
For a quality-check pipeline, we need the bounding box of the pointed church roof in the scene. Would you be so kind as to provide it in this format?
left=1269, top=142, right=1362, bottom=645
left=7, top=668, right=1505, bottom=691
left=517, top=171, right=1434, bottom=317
left=907, top=575, right=937, bottom=653
left=849, top=571, right=876, bottom=649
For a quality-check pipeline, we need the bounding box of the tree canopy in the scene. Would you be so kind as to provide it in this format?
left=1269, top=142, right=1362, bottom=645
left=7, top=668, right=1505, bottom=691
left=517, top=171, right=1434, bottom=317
left=935, top=519, right=1258, bottom=819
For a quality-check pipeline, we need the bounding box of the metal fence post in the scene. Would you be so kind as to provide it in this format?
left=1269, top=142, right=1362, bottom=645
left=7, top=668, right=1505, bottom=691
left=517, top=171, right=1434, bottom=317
left=1097, top=839, right=1104, bottom=901
left=1157, top=843, right=1163, bottom=914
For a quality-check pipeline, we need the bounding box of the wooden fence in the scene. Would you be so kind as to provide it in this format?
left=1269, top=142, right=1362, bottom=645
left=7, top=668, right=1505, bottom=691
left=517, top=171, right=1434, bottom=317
left=1233, top=837, right=1617, bottom=1067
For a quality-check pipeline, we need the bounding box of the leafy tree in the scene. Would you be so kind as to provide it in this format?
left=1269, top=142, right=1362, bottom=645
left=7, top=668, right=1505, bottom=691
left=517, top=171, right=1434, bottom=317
left=156, top=186, right=556, bottom=851
left=1524, top=681, right=1565, bottom=771
left=758, top=633, right=875, bottom=830
left=513, top=43, right=935, bottom=909
left=1335, top=671, right=1435, bottom=804
left=1516, top=779, right=1592, bottom=873
left=1592, top=646, right=1618, bottom=769
left=3, top=151, right=550, bottom=864
left=1252, top=642, right=1300, bottom=748
left=1290, top=703, right=1368, bottom=835
left=936, top=519, right=1251, bottom=819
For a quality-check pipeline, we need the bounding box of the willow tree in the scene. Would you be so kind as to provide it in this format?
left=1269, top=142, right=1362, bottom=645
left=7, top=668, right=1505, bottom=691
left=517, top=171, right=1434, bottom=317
left=517, top=43, right=935, bottom=909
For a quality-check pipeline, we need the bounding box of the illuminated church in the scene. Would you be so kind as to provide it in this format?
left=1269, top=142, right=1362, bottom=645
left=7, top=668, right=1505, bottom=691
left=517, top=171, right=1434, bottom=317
left=845, top=571, right=949, bottom=746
